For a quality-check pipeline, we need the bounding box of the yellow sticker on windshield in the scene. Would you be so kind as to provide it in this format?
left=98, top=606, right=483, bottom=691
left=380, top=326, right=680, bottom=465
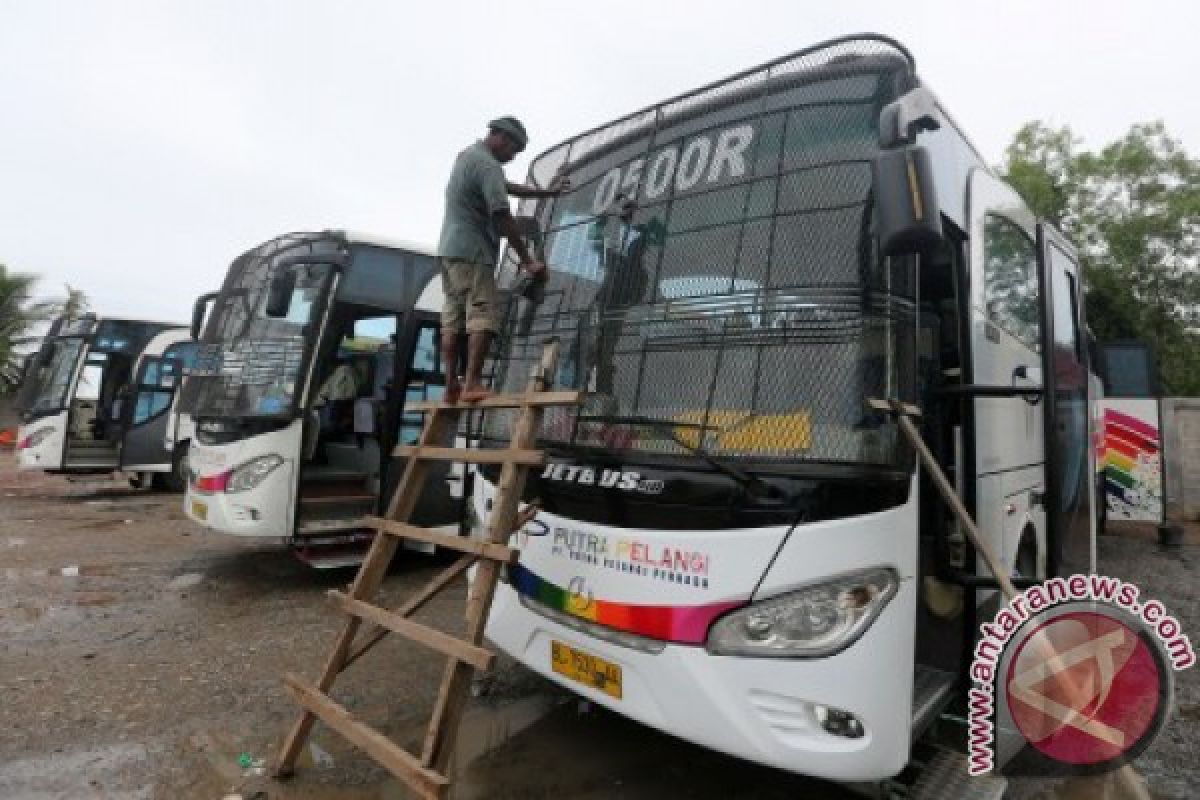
left=673, top=410, right=812, bottom=452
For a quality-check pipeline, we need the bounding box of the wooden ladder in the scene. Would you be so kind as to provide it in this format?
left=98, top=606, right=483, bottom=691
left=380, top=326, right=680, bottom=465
left=272, top=343, right=578, bottom=799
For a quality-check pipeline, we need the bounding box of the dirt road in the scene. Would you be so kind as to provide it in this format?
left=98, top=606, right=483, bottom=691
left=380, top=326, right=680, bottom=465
left=1, top=453, right=1196, bottom=799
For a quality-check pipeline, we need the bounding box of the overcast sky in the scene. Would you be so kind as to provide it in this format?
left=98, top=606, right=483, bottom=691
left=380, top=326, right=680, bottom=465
left=2, top=0, right=1198, bottom=324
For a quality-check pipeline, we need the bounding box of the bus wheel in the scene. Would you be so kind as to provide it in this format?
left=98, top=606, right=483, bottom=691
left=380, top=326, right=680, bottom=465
left=165, top=443, right=189, bottom=493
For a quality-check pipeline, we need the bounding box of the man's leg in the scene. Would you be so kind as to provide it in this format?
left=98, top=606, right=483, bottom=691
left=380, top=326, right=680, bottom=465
left=440, top=330, right=462, bottom=403
left=459, top=261, right=500, bottom=402
left=460, top=331, right=493, bottom=401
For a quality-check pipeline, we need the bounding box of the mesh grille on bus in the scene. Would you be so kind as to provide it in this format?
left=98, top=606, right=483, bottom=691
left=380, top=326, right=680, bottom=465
left=484, top=38, right=919, bottom=468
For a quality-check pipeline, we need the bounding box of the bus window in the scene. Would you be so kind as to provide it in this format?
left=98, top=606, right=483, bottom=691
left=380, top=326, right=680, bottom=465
left=396, top=323, right=444, bottom=445
left=983, top=214, right=1040, bottom=350
left=76, top=361, right=104, bottom=402
left=411, top=326, right=438, bottom=374
left=353, top=316, right=397, bottom=347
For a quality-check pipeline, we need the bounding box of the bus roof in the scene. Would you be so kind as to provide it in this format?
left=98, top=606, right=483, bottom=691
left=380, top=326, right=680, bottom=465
left=332, top=229, right=438, bottom=258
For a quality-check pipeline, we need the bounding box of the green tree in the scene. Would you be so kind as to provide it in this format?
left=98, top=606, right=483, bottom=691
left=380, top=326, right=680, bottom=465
left=1001, top=121, right=1200, bottom=394
left=0, top=264, right=57, bottom=393
left=60, top=283, right=90, bottom=319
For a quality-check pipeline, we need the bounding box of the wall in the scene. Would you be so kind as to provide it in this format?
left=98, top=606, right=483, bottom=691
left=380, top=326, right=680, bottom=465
left=1162, top=398, right=1200, bottom=523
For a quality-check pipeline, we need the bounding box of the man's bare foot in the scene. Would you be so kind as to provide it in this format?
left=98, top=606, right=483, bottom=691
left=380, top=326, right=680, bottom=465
left=444, top=379, right=462, bottom=405
left=460, top=385, right=495, bottom=403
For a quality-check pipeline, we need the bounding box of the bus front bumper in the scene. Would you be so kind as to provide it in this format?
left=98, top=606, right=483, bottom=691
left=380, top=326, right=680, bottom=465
left=485, top=579, right=914, bottom=782
left=184, top=463, right=294, bottom=538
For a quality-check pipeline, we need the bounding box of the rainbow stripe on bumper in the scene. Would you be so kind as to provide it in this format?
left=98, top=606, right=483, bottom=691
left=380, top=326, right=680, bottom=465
left=509, top=563, right=744, bottom=645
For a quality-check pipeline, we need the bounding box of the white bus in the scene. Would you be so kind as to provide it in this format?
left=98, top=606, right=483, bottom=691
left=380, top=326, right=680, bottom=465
left=14, top=315, right=198, bottom=489
left=475, top=35, right=1096, bottom=790
left=178, top=231, right=457, bottom=566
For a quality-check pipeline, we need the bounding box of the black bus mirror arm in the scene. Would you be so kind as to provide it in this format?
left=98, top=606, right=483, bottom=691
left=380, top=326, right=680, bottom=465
left=191, top=291, right=219, bottom=341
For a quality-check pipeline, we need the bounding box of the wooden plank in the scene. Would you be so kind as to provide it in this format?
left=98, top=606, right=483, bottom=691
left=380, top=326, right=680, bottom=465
left=273, top=408, right=455, bottom=777
left=341, top=554, right=475, bottom=670
left=363, top=517, right=518, bottom=563
left=423, top=342, right=558, bottom=772
left=393, top=445, right=544, bottom=467
left=282, top=674, right=449, bottom=800
left=407, top=390, right=582, bottom=412
left=330, top=591, right=495, bottom=671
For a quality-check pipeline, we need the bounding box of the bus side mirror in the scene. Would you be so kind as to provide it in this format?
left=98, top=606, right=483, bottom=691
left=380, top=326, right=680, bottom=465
left=38, top=343, right=57, bottom=367
left=265, top=270, right=297, bottom=318
left=872, top=145, right=944, bottom=257
left=191, top=291, right=217, bottom=340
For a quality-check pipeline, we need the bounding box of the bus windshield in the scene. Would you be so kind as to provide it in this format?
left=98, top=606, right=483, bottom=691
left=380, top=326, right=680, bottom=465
left=485, top=40, right=919, bottom=470
left=181, top=233, right=341, bottom=419
left=16, top=337, right=87, bottom=415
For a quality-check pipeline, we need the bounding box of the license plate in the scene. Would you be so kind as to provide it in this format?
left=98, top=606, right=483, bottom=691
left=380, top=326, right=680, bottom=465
left=191, top=500, right=208, bottom=521
left=551, top=640, right=622, bottom=699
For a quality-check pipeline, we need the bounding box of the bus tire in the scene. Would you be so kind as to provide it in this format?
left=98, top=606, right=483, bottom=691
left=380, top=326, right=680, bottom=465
left=165, top=442, right=189, bottom=493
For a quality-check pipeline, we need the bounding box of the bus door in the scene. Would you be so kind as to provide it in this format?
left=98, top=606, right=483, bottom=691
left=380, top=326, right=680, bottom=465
left=381, top=311, right=455, bottom=531
left=119, top=353, right=182, bottom=470
left=967, top=171, right=1046, bottom=580
left=1037, top=225, right=1094, bottom=575
left=64, top=350, right=120, bottom=468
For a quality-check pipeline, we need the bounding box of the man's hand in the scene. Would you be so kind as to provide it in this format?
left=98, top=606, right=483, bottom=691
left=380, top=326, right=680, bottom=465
left=546, top=174, right=572, bottom=195
left=521, top=259, right=549, bottom=283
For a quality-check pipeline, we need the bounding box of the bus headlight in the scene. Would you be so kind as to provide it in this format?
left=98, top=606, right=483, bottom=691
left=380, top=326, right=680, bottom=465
left=226, top=454, right=284, bottom=493
left=706, top=567, right=898, bottom=658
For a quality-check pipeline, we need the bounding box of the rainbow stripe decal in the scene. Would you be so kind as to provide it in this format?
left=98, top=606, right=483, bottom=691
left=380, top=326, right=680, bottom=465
left=1102, top=407, right=1163, bottom=520
left=510, top=563, right=745, bottom=645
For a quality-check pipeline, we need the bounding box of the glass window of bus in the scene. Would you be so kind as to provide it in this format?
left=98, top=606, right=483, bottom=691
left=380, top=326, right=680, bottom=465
left=133, top=387, right=172, bottom=424
left=28, top=338, right=86, bottom=413
left=76, top=358, right=105, bottom=402
left=397, top=323, right=443, bottom=445
left=163, top=341, right=200, bottom=371
left=983, top=215, right=1040, bottom=350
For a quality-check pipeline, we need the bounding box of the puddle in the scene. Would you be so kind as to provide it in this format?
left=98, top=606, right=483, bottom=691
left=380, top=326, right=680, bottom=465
left=0, top=742, right=152, bottom=799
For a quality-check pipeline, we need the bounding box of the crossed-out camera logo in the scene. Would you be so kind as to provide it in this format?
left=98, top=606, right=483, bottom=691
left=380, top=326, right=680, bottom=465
left=968, top=575, right=1195, bottom=776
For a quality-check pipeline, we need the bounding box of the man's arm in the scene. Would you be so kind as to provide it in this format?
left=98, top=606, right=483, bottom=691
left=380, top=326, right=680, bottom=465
left=506, top=173, right=571, bottom=198
left=505, top=181, right=555, bottom=199
left=493, top=210, right=535, bottom=266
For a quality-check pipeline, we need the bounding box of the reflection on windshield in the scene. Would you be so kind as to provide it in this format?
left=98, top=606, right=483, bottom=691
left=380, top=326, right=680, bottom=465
left=24, top=338, right=86, bottom=415
left=181, top=236, right=337, bottom=419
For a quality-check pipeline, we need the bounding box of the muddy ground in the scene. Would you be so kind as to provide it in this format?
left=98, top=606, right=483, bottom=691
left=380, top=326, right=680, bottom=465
left=1, top=453, right=1197, bottom=799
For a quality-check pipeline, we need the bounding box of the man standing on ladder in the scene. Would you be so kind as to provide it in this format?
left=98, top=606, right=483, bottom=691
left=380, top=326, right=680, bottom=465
left=437, top=116, right=568, bottom=402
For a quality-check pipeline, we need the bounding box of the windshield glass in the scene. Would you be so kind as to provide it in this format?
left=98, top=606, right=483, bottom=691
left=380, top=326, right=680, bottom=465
left=18, top=337, right=87, bottom=415
left=485, top=40, right=918, bottom=469
left=180, top=233, right=340, bottom=419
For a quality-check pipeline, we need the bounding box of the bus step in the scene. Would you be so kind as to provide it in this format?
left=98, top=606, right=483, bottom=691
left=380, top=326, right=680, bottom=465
left=300, top=466, right=371, bottom=484
left=293, top=545, right=370, bottom=570
left=911, top=665, right=956, bottom=740
left=295, top=517, right=369, bottom=536
left=905, top=744, right=1006, bottom=800
left=299, top=494, right=377, bottom=506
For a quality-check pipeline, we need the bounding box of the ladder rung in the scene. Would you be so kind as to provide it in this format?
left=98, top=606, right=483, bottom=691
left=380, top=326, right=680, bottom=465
left=393, top=445, right=544, bottom=466
left=282, top=673, right=449, bottom=800
left=407, top=390, right=583, bottom=412
left=363, top=517, right=518, bottom=563
left=329, top=591, right=495, bottom=671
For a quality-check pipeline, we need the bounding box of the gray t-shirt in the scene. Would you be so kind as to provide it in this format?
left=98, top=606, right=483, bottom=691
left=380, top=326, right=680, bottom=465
left=437, top=141, right=509, bottom=265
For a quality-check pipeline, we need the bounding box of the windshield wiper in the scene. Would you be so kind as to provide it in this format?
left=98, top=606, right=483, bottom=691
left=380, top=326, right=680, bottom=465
left=575, top=413, right=774, bottom=498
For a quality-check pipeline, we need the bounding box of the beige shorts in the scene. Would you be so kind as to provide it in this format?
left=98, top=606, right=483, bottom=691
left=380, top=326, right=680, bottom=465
left=440, top=258, right=499, bottom=334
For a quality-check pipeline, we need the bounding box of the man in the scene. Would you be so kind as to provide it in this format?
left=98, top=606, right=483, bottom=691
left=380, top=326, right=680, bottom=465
left=437, top=116, right=567, bottom=402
